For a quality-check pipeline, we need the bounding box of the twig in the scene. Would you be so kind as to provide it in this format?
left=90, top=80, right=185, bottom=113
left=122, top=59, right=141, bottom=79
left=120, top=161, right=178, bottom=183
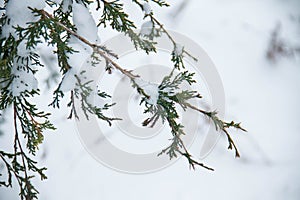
left=40, top=10, right=150, bottom=98
left=13, top=104, right=31, bottom=199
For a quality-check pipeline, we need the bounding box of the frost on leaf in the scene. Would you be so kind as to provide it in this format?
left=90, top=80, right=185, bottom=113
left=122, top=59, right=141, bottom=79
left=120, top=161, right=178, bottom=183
left=10, top=60, right=38, bottom=97
left=60, top=2, right=101, bottom=92
left=143, top=3, right=152, bottom=15
left=135, top=78, right=159, bottom=105
left=174, top=43, right=184, bottom=57
left=140, top=20, right=155, bottom=36
left=2, top=0, right=45, bottom=39
left=72, top=2, right=100, bottom=44
left=17, top=40, right=31, bottom=58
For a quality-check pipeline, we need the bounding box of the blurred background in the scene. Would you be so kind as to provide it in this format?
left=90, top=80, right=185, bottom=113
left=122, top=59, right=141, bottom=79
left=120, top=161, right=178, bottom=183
left=1, top=0, right=300, bottom=199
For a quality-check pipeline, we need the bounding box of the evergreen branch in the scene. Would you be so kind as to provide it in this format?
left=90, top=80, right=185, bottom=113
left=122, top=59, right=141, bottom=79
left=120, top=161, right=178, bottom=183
left=14, top=97, right=56, bottom=155
left=97, top=0, right=157, bottom=53
left=165, top=116, right=214, bottom=170
left=133, top=0, right=198, bottom=63
left=0, top=103, right=48, bottom=200
left=67, top=90, right=78, bottom=119
left=28, top=9, right=244, bottom=169
left=0, top=2, right=247, bottom=199
left=39, top=10, right=118, bottom=60
left=70, top=72, right=121, bottom=125
left=180, top=102, right=246, bottom=157
left=39, top=10, right=152, bottom=99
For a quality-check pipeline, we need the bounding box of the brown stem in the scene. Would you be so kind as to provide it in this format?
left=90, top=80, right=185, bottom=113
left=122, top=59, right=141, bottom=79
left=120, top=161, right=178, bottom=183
left=13, top=104, right=31, bottom=199
left=40, top=10, right=141, bottom=80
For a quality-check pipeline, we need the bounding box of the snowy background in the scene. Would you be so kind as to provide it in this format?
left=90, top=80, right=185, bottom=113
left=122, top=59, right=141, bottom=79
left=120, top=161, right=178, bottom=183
left=1, top=0, right=300, bottom=199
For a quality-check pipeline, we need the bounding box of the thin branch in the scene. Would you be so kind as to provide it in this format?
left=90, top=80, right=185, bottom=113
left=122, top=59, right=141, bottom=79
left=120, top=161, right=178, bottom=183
left=0, top=152, right=23, bottom=188
left=14, top=104, right=31, bottom=199
left=39, top=9, right=150, bottom=98
left=133, top=0, right=197, bottom=61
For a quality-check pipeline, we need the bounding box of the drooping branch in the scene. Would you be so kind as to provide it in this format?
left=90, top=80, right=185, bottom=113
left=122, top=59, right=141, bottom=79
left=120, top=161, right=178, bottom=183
left=40, top=8, right=245, bottom=166
left=39, top=9, right=150, bottom=98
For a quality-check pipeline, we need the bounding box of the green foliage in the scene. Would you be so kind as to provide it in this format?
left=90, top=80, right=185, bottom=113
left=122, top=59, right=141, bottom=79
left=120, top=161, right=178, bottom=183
left=171, top=49, right=185, bottom=69
left=0, top=150, right=47, bottom=199
left=0, top=99, right=51, bottom=199
left=0, top=0, right=246, bottom=199
left=98, top=0, right=157, bottom=53
left=68, top=71, right=120, bottom=124
left=99, top=0, right=135, bottom=31
left=140, top=69, right=211, bottom=169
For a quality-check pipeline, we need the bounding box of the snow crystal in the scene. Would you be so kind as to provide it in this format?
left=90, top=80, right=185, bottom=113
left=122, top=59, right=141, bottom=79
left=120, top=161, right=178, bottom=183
left=59, top=36, right=91, bottom=92
left=174, top=43, right=184, bottom=56
left=161, top=87, right=178, bottom=103
left=17, top=40, right=31, bottom=57
left=0, top=1, right=4, bottom=16
left=3, top=0, right=45, bottom=39
left=86, top=90, right=106, bottom=108
left=143, top=3, right=152, bottom=15
left=4, top=0, right=44, bottom=96
left=67, top=36, right=92, bottom=69
left=10, top=59, right=38, bottom=97
left=140, top=21, right=154, bottom=36
left=162, top=87, right=176, bottom=95
left=62, top=0, right=72, bottom=13
left=135, top=78, right=159, bottom=105
left=72, top=2, right=100, bottom=44
left=59, top=67, right=77, bottom=92
left=60, top=2, right=101, bottom=92
left=117, top=17, right=123, bottom=26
